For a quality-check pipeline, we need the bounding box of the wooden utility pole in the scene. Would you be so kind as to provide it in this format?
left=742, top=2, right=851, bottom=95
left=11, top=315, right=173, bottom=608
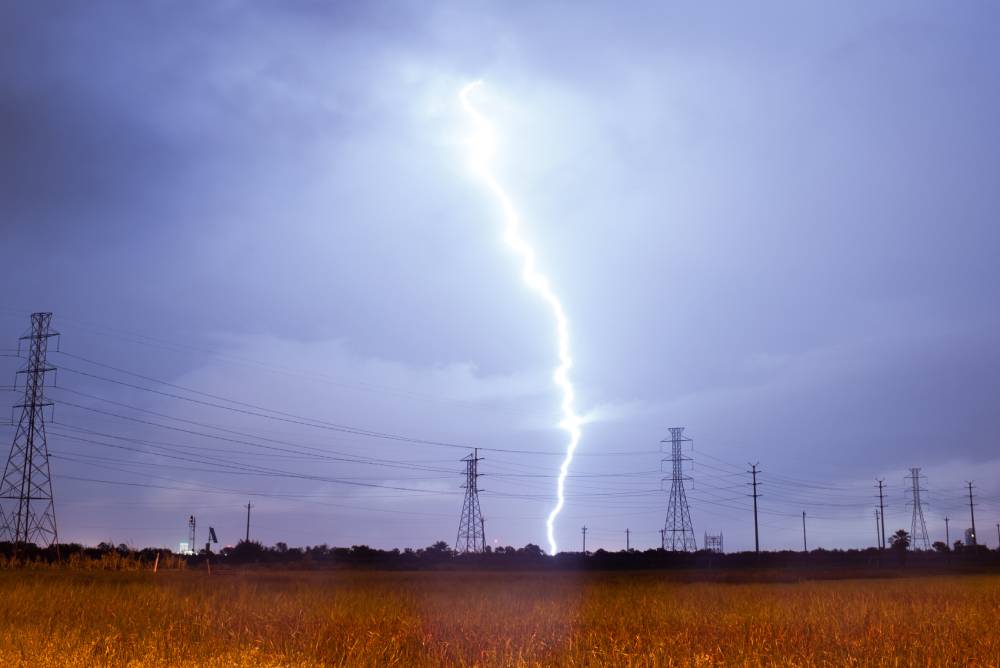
left=245, top=500, right=252, bottom=543
left=748, top=463, right=761, bottom=553
left=876, top=479, right=887, bottom=550
left=967, top=482, right=977, bottom=545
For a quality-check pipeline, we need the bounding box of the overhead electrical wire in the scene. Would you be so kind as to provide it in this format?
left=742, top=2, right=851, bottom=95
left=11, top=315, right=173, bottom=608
left=1, top=330, right=990, bottom=550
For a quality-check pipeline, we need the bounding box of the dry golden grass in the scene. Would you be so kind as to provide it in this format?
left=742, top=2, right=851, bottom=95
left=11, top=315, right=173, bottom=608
left=0, top=569, right=997, bottom=666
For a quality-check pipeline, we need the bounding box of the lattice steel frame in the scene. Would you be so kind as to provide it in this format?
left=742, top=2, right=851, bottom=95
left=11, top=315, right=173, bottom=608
left=455, top=449, right=485, bottom=553
left=1, top=312, right=59, bottom=548
left=662, top=427, right=696, bottom=551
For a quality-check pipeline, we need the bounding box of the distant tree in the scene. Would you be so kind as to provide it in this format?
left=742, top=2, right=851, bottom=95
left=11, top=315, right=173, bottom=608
left=518, top=544, right=545, bottom=558
left=426, top=541, right=451, bottom=555
left=275, top=541, right=288, bottom=553
left=306, top=544, right=331, bottom=560
left=349, top=545, right=377, bottom=564
left=953, top=540, right=964, bottom=553
left=888, top=529, right=910, bottom=551
left=932, top=541, right=950, bottom=553
left=889, top=529, right=910, bottom=565
left=417, top=541, right=451, bottom=564
left=229, top=539, right=265, bottom=563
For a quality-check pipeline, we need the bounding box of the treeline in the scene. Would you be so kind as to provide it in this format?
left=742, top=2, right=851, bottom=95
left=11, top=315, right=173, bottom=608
left=211, top=541, right=997, bottom=571
left=0, top=542, right=185, bottom=570
left=2, top=539, right=998, bottom=571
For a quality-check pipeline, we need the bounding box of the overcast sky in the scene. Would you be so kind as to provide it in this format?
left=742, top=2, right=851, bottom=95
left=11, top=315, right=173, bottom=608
left=2, top=1, right=998, bottom=553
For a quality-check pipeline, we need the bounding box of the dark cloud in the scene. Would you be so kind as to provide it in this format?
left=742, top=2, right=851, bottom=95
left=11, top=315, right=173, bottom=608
left=1, top=1, right=998, bottom=552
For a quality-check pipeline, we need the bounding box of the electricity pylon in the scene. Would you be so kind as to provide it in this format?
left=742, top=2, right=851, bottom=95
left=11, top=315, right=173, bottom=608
left=455, top=448, right=485, bottom=553
left=0, top=312, right=59, bottom=549
left=662, top=427, right=696, bottom=551
left=906, top=467, right=930, bottom=550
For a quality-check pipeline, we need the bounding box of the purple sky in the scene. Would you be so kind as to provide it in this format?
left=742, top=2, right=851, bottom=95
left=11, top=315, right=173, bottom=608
left=2, top=1, right=999, bottom=552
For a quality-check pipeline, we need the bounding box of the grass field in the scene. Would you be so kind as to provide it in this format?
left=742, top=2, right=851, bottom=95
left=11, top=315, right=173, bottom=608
left=0, top=569, right=998, bottom=666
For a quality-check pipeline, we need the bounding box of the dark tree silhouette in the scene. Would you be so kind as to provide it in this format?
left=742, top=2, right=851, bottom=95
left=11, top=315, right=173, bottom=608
left=226, top=539, right=265, bottom=563
left=889, top=530, right=911, bottom=551
left=889, top=529, right=911, bottom=565
left=426, top=541, right=451, bottom=555
left=519, top=544, right=545, bottom=558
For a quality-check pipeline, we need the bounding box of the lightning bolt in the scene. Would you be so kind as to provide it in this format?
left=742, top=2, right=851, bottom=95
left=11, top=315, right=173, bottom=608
left=459, top=81, right=582, bottom=555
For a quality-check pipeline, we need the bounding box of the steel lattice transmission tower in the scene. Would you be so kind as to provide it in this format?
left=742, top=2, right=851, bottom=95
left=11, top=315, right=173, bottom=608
left=661, top=427, right=696, bottom=551
left=187, top=515, right=197, bottom=555
left=0, top=312, right=59, bottom=548
left=455, top=448, right=485, bottom=553
left=906, top=467, right=930, bottom=550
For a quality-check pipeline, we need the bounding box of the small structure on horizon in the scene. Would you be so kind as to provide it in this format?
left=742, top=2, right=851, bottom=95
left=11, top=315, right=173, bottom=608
left=704, top=532, right=724, bottom=554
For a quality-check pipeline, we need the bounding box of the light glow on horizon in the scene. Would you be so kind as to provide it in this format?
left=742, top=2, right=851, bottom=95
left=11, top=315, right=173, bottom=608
left=459, top=80, right=583, bottom=555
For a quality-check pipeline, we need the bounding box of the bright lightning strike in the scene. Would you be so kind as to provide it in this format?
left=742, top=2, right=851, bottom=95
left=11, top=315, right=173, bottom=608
left=459, top=81, right=583, bottom=555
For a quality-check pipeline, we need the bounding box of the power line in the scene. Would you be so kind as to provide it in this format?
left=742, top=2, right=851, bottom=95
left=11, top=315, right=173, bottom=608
left=6, top=325, right=996, bottom=552
left=53, top=472, right=459, bottom=518
left=50, top=421, right=460, bottom=474
left=50, top=370, right=658, bottom=457
left=52, top=368, right=485, bottom=451
left=51, top=449, right=460, bottom=496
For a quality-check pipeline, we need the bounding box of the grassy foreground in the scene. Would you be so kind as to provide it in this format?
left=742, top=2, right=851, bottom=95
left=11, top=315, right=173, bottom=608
left=0, top=569, right=998, bottom=666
